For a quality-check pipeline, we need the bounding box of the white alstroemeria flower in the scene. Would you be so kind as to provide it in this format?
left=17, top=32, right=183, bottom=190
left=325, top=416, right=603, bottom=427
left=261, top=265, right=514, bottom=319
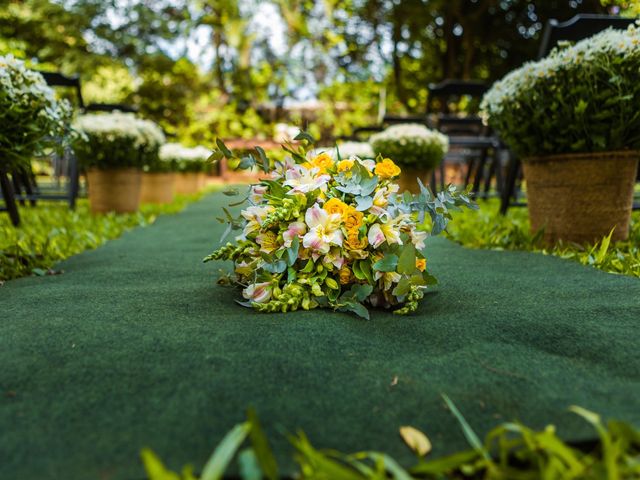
left=282, top=221, right=307, bottom=247
left=302, top=204, right=343, bottom=254
left=242, top=282, right=273, bottom=304
left=374, top=271, right=402, bottom=291
left=249, top=185, right=268, bottom=204
left=270, top=157, right=296, bottom=180
left=368, top=217, right=404, bottom=249
left=324, top=248, right=345, bottom=269
left=241, top=205, right=274, bottom=237
left=359, top=159, right=376, bottom=171
left=410, top=228, right=428, bottom=250
left=283, top=165, right=330, bottom=194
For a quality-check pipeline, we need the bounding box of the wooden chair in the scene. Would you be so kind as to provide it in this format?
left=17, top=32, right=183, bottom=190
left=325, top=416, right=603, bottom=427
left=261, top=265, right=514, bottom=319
left=500, top=14, right=638, bottom=214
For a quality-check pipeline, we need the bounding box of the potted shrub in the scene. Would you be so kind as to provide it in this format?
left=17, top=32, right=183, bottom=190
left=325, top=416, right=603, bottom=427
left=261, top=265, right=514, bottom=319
left=0, top=55, right=72, bottom=178
left=370, top=124, right=449, bottom=193
left=138, top=121, right=174, bottom=205
left=482, top=24, right=640, bottom=244
left=74, top=112, right=165, bottom=213
left=160, top=143, right=211, bottom=195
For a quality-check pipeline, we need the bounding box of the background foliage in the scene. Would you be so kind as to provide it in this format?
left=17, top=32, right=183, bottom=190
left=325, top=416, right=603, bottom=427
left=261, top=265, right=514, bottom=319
left=0, top=0, right=618, bottom=143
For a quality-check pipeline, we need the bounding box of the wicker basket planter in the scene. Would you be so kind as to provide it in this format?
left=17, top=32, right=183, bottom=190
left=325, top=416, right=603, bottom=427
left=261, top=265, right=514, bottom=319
left=87, top=168, right=142, bottom=214
left=139, top=172, right=175, bottom=204
left=174, top=172, right=200, bottom=195
left=522, top=151, right=639, bottom=244
left=397, top=166, right=433, bottom=194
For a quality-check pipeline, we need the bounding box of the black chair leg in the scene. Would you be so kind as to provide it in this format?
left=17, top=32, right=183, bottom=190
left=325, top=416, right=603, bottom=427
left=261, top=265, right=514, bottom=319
left=68, top=152, right=80, bottom=209
left=472, top=148, right=489, bottom=196
left=464, top=156, right=476, bottom=187
left=1, top=169, right=20, bottom=226
left=500, top=154, right=520, bottom=215
left=20, top=170, right=37, bottom=207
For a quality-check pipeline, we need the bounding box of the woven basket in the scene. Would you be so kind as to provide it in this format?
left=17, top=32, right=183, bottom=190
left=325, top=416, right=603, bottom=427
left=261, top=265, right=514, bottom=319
left=174, top=172, right=200, bottom=195
left=522, top=150, right=639, bottom=244
left=140, top=172, right=175, bottom=204
left=87, top=168, right=141, bottom=214
left=397, top=166, right=433, bottom=194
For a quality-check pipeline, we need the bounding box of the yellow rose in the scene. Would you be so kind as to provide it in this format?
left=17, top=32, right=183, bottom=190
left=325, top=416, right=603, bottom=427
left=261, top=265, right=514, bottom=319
left=338, top=265, right=353, bottom=285
left=345, top=230, right=368, bottom=250
left=337, top=159, right=354, bottom=172
left=310, top=152, right=334, bottom=173
left=343, top=207, right=364, bottom=231
left=416, top=258, right=426, bottom=272
left=374, top=158, right=401, bottom=178
left=323, top=197, right=349, bottom=217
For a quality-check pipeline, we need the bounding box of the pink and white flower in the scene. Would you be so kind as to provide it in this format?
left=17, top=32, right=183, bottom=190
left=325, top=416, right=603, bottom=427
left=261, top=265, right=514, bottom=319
left=282, top=221, right=307, bottom=247
left=242, top=282, right=273, bottom=304
left=249, top=185, right=268, bottom=204
left=283, top=165, right=330, bottom=194
left=241, top=205, right=274, bottom=238
left=302, top=204, right=343, bottom=254
left=367, top=217, right=404, bottom=249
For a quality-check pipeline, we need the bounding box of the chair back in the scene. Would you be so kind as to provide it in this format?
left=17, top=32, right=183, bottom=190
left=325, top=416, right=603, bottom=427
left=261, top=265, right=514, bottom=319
left=538, top=14, right=635, bottom=59
left=38, top=71, right=85, bottom=109
left=427, top=80, right=488, bottom=136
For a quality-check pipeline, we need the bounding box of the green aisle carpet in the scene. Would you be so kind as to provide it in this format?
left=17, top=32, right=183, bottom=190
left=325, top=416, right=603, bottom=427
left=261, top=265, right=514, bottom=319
left=1, top=192, right=639, bottom=479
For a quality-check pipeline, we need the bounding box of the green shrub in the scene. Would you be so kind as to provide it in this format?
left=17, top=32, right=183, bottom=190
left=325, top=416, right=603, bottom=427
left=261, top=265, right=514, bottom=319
left=0, top=55, right=72, bottom=170
left=73, top=112, right=165, bottom=170
left=370, top=124, right=448, bottom=168
left=481, top=24, right=640, bottom=158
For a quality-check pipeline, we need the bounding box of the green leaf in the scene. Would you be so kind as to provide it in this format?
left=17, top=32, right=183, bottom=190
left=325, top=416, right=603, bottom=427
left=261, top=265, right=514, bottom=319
left=247, top=408, right=278, bottom=480
left=238, top=449, right=262, bottom=480
left=341, top=301, right=370, bottom=320
left=200, top=422, right=251, bottom=480
left=355, top=196, right=373, bottom=212
left=373, top=254, right=398, bottom=272
left=442, top=394, right=490, bottom=461
left=351, top=260, right=365, bottom=280
left=358, top=260, right=374, bottom=285
left=263, top=260, right=287, bottom=274
left=300, top=259, right=314, bottom=273
left=397, top=245, right=416, bottom=275
left=140, top=448, right=181, bottom=480
left=294, top=131, right=315, bottom=144
left=286, top=236, right=299, bottom=267
left=350, top=284, right=373, bottom=302
left=215, top=138, right=233, bottom=158
left=392, top=277, right=411, bottom=297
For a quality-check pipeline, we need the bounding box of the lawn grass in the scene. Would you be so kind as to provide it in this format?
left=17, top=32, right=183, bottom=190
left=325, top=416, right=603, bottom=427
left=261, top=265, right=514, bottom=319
left=1, top=191, right=639, bottom=480
left=0, top=191, right=210, bottom=282
left=446, top=198, right=640, bottom=278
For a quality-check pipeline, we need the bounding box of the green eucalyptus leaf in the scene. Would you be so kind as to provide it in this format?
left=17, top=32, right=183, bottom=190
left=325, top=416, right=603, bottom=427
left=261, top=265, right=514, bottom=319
left=373, top=254, right=398, bottom=272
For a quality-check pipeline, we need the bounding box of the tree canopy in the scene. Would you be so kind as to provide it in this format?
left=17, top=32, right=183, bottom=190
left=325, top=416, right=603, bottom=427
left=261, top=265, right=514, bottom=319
left=0, top=0, right=619, bottom=141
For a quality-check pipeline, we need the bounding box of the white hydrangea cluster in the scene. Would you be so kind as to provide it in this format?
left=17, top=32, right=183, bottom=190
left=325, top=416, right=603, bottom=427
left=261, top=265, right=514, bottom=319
left=159, top=143, right=212, bottom=172
left=334, top=141, right=375, bottom=159
left=0, top=55, right=73, bottom=168
left=370, top=123, right=449, bottom=168
left=74, top=112, right=165, bottom=150
left=481, top=23, right=640, bottom=118
left=159, top=143, right=211, bottom=162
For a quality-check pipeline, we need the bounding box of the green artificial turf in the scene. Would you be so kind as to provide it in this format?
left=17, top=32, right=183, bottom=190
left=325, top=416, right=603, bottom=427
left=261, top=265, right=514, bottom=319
left=1, top=192, right=639, bottom=480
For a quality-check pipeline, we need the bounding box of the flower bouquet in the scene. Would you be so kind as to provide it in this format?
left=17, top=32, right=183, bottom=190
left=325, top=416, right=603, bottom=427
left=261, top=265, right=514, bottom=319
left=205, top=133, right=475, bottom=319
